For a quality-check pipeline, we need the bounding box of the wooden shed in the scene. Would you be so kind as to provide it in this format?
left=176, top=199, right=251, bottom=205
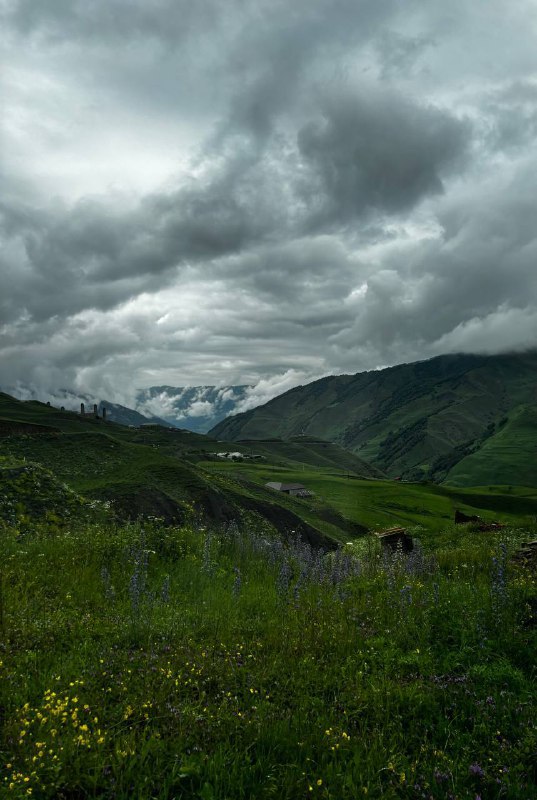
left=374, top=526, right=413, bottom=552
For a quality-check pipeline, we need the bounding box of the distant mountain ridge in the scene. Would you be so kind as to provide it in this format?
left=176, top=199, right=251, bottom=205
left=136, top=385, right=251, bottom=433
left=1, top=385, right=252, bottom=432
left=210, top=351, right=537, bottom=487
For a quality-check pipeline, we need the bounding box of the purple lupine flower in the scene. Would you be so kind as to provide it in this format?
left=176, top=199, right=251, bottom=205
left=232, top=566, right=242, bottom=598
left=160, top=575, right=170, bottom=603
left=469, top=763, right=485, bottom=779
left=276, top=558, right=292, bottom=597
left=202, top=530, right=214, bottom=575
left=400, top=585, right=413, bottom=605
left=100, top=565, right=115, bottom=600
left=128, top=546, right=148, bottom=614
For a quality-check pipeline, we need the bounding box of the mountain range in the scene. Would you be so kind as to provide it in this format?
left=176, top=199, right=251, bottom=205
left=5, top=351, right=537, bottom=487
left=210, top=351, right=537, bottom=487
left=135, top=385, right=250, bottom=432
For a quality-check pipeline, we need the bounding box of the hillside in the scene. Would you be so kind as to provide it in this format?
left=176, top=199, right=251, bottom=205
left=0, top=387, right=170, bottom=428
left=444, top=404, right=537, bottom=487
left=225, top=436, right=385, bottom=478
left=211, top=352, right=537, bottom=486
left=0, top=392, right=360, bottom=546
left=4, top=389, right=537, bottom=539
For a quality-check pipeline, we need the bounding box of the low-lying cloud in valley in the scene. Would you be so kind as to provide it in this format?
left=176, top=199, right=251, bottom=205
left=2, top=0, right=537, bottom=409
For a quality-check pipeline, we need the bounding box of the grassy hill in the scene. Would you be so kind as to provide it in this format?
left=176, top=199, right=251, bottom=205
left=443, top=404, right=537, bottom=487
left=3, top=390, right=537, bottom=540
left=211, top=352, right=537, bottom=486
left=2, top=388, right=537, bottom=797
left=229, top=436, right=384, bottom=477
left=0, top=392, right=368, bottom=546
left=200, top=457, right=537, bottom=531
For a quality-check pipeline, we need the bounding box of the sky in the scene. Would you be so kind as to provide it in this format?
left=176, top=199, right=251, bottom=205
left=2, top=0, right=537, bottom=411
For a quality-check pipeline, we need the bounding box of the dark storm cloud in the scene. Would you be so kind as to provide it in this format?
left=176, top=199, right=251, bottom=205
left=2, top=81, right=467, bottom=326
left=484, top=80, right=537, bottom=152
left=2, top=0, right=537, bottom=400
left=376, top=31, right=435, bottom=80
left=297, top=88, right=470, bottom=226
left=0, top=138, right=284, bottom=323
left=328, top=156, right=537, bottom=367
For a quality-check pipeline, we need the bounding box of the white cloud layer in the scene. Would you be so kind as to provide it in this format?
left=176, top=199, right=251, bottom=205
left=2, top=0, right=537, bottom=402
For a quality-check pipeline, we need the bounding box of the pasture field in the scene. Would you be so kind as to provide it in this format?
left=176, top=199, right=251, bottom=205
left=199, top=460, right=537, bottom=532
left=0, top=514, right=536, bottom=799
left=0, top=394, right=372, bottom=543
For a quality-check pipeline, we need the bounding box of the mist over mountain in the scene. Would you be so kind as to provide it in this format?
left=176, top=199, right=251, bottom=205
left=1, top=383, right=257, bottom=433
left=136, top=385, right=252, bottom=433
left=0, top=386, right=170, bottom=428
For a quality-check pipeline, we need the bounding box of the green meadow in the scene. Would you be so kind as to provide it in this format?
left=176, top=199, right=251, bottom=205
left=1, top=392, right=537, bottom=798
left=200, top=459, right=537, bottom=531
left=1, top=513, right=536, bottom=799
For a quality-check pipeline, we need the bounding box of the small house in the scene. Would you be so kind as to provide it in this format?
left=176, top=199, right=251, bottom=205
left=265, top=482, right=312, bottom=498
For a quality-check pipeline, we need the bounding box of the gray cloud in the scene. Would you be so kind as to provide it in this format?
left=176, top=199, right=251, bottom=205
left=298, top=87, right=469, bottom=226
left=4, top=0, right=226, bottom=47
left=1, top=0, right=537, bottom=403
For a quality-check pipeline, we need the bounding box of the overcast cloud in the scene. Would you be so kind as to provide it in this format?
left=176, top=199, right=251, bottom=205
left=2, top=0, right=537, bottom=408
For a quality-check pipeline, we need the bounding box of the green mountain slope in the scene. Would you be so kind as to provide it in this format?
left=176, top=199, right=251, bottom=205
left=3, top=390, right=537, bottom=535
left=210, top=352, right=537, bottom=486
left=225, top=436, right=385, bottom=477
left=444, top=404, right=537, bottom=486
left=199, top=458, right=537, bottom=531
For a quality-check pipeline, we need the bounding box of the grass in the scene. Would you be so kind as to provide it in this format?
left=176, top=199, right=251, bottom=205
left=0, top=394, right=375, bottom=543
left=0, top=513, right=536, bottom=799
left=199, top=460, right=537, bottom=531
left=3, top=384, right=537, bottom=798
left=445, top=405, right=537, bottom=487
left=3, top=399, right=537, bottom=548
left=209, top=352, right=537, bottom=486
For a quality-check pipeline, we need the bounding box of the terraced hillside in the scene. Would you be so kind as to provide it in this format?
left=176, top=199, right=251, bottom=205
left=211, top=352, right=537, bottom=485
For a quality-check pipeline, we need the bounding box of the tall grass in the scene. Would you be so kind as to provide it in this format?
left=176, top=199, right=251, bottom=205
left=1, top=518, right=536, bottom=799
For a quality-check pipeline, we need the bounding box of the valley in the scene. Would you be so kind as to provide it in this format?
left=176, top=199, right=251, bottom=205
left=2, top=364, right=537, bottom=799
left=3, top=387, right=537, bottom=542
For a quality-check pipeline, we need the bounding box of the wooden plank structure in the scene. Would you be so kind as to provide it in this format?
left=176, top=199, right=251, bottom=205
left=511, top=540, right=537, bottom=567
left=374, top=526, right=413, bottom=553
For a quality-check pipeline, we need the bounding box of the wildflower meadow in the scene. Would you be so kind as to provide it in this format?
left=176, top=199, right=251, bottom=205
left=0, top=516, right=536, bottom=799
